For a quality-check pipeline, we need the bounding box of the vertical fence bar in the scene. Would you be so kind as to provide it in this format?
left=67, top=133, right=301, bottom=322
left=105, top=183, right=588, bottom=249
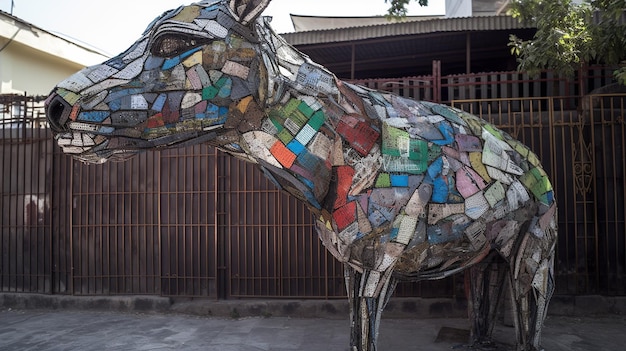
left=1, top=102, right=4, bottom=292
left=621, top=97, right=626, bottom=296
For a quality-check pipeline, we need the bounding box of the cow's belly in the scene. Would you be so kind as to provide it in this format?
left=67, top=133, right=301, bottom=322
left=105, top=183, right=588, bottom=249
left=316, top=199, right=539, bottom=281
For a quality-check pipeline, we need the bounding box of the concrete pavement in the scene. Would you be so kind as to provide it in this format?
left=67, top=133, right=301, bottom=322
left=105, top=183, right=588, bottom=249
left=2, top=308, right=625, bottom=351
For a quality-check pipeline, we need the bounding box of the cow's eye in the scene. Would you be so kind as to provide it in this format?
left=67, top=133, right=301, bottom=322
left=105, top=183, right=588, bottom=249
left=151, top=34, right=207, bottom=58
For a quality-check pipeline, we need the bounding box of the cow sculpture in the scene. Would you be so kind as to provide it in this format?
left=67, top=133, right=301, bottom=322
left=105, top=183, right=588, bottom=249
left=45, top=1, right=557, bottom=350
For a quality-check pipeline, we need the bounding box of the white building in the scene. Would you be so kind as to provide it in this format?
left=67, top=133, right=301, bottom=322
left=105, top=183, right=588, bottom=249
left=0, top=9, right=108, bottom=96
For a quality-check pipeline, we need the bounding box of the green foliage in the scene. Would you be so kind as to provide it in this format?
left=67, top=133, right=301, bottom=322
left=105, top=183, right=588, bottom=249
left=385, top=0, right=429, bottom=17
left=509, top=0, right=626, bottom=84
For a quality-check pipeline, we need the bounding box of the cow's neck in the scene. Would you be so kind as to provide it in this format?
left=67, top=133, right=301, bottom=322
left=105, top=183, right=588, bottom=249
left=251, top=19, right=369, bottom=218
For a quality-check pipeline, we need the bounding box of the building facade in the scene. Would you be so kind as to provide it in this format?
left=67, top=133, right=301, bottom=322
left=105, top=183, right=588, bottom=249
left=0, top=10, right=108, bottom=96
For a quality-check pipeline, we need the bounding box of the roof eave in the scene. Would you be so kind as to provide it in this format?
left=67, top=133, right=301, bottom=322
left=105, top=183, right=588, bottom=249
left=281, top=15, right=534, bottom=46
left=0, top=10, right=109, bottom=67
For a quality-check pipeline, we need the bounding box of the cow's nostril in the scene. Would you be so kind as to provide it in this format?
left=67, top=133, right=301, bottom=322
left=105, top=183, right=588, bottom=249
left=46, top=94, right=72, bottom=132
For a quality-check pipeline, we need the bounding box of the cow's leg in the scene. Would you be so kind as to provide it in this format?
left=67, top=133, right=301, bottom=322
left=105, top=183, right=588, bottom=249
left=466, top=251, right=508, bottom=347
left=509, top=234, right=556, bottom=351
left=345, top=264, right=397, bottom=351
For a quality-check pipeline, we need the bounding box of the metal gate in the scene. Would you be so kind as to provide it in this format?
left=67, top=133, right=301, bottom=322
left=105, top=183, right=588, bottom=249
left=2, top=93, right=625, bottom=298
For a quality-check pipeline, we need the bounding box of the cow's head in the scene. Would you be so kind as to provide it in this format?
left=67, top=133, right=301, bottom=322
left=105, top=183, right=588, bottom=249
left=45, top=0, right=271, bottom=164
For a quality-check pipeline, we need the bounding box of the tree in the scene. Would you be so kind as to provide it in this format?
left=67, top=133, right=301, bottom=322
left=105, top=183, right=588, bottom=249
left=385, top=0, right=429, bottom=17
left=386, top=0, right=626, bottom=84
left=508, top=0, right=626, bottom=84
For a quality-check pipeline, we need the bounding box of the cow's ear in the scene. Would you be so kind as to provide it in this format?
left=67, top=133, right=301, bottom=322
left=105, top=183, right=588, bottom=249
left=229, top=0, right=271, bottom=25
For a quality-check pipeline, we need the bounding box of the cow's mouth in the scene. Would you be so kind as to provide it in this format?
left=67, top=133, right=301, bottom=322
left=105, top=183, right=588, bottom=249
left=45, top=92, right=136, bottom=164
left=54, top=129, right=144, bottom=164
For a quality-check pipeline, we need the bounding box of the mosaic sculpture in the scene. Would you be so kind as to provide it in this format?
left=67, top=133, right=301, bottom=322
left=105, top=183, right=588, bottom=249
left=45, top=1, right=557, bottom=350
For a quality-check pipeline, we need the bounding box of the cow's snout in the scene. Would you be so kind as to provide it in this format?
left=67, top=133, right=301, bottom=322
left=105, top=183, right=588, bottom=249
left=45, top=92, right=72, bottom=132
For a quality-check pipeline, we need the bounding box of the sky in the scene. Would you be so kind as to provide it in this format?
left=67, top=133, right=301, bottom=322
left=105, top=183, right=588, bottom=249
left=1, top=0, right=445, bottom=56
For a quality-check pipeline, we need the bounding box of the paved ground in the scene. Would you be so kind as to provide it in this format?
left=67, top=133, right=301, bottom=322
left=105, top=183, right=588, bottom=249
left=1, top=308, right=625, bottom=351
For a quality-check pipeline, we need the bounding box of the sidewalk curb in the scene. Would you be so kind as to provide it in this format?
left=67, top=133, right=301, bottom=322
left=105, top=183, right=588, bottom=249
left=1, top=293, right=624, bottom=319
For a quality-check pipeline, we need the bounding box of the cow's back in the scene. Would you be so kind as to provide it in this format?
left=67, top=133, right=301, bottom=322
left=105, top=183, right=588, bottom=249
left=314, top=84, right=556, bottom=282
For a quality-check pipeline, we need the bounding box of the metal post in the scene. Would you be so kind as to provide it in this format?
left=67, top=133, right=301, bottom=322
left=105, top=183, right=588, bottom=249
left=466, top=32, right=471, bottom=74
left=351, top=43, right=356, bottom=80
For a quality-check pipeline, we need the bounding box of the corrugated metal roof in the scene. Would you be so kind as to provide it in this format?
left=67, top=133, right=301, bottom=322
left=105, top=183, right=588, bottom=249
left=290, top=14, right=444, bottom=32
left=281, top=15, right=533, bottom=46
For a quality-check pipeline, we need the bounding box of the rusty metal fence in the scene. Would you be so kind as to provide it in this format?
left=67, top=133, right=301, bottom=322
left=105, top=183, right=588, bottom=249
left=2, top=92, right=625, bottom=298
left=351, top=65, right=617, bottom=104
